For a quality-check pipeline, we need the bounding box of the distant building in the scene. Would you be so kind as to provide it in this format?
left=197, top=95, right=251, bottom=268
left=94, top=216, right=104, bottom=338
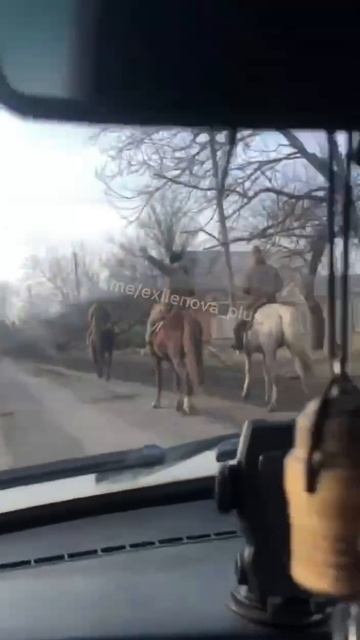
left=186, top=250, right=251, bottom=297
left=186, top=250, right=360, bottom=344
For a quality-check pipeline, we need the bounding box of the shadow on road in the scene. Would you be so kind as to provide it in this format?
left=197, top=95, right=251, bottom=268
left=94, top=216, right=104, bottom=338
left=43, top=350, right=328, bottom=414
left=86, top=392, right=139, bottom=405
left=0, top=362, right=85, bottom=469
left=0, top=408, right=85, bottom=469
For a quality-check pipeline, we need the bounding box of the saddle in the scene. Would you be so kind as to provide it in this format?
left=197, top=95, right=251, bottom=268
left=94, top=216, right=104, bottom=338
left=233, top=297, right=275, bottom=351
left=151, top=320, right=164, bottom=336
left=149, top=306, right=188, bottom=340
left=241, top=297, right=272, bottom=327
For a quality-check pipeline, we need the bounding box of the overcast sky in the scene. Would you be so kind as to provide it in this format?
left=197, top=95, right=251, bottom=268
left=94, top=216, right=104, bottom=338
left=1, top=108, right=354, bottom=285
left=0, top=108, right=123, bottom=281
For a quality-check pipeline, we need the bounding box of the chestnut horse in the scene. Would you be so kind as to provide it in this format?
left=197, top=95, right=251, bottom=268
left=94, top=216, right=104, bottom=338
left=89, top=325, right=115, bottom=380
left=150, top=308, right=204, bottom=414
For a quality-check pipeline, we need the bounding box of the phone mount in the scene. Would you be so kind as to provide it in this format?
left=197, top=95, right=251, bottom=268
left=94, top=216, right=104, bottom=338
left=215, top=419, right=331, bottom=628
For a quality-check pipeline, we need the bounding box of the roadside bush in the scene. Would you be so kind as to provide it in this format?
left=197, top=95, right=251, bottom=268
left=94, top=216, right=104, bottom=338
left=116, top=324, right=145, bottom=350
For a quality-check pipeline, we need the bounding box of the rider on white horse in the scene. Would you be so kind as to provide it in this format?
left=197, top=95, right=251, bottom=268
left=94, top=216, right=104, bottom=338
left=234, top=246, right=283, bottom=350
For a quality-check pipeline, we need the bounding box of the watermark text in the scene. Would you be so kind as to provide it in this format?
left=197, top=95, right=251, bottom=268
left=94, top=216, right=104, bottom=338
left=108, top=278, right=252, bottom=321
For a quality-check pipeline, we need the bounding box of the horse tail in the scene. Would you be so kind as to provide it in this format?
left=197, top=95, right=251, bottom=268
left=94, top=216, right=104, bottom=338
left=183, top=314, right=204, bottom=389
left=283, top=307, right=313, bottom=378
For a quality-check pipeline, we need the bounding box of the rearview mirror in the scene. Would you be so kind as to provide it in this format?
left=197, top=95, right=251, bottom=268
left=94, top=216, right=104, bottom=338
left=0, top=1, right=360, bottom=129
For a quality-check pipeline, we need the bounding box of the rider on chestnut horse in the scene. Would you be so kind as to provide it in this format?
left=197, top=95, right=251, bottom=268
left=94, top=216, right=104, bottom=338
left=139, top=247, right=196, bottom=348
left=140, top=247, right=203, bottom=413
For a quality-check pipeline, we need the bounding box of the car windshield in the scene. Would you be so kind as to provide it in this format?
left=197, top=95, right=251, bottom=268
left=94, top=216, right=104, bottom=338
left=0, top=115, right=355, bottom=485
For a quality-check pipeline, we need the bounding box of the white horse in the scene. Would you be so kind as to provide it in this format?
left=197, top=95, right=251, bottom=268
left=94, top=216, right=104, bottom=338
left=235, top=303, right=313, bottom=411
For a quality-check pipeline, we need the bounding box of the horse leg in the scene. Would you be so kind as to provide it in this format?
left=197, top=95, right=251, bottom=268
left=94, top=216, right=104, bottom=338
left=90, top=342, right=97, bottom=367
left=241, top=352, right=252, bottom=400
left=108, top=350, right=112, bottom=380
left=171, top=356, right=191, bottom=414
left=293, top=357, right=309, bottom=395
left=173, top=370, right=183, bottom=412
left=91, top=343, right=101, bottom=378
left=264, top=348, right=278, bottom=411
left=98, top=347, right=104, bottom=379
left=183, top=373, right=195, bottom=415
left=105, top=349, right=112, bottom=381
left=152, top=357, right=162, bottom=408
left=262, top=355, right=271, bottom=405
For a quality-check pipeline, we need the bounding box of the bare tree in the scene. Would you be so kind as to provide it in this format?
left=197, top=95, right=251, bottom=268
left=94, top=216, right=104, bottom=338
left=95, top=127, right=360, bottom=347
left=218, top=138, right=326, bottom=347
left=210, top=130, right=360, bottom=349
left=137, top=189, right=201, bottom=259
left=95, top=127, right=254, bottom=303
left=23, top=251, right=75, bottom=306
left=103, top=234, right=152, bottom=284
left=72, top=243, right=105, bottom=298
left=22, top=245, right=106, bottom=312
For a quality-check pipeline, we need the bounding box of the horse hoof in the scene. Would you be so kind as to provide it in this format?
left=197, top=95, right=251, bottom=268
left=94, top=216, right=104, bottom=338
left=182, top=397, right=195, bottom=415
left=302, top=385, right=309, bottom=396
left=176, top=399, right=183, bottom=412
left=267, top=403, right=277, bottom=412
left=241, top=392, right=249, bottom=401
left=152, top=401, right=161, bottom=409
left=184, top=405, right=197, bottom=416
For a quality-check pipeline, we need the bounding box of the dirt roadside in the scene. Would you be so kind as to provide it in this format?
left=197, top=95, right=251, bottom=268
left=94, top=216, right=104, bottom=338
left=11, top=346, right=338, bottom=415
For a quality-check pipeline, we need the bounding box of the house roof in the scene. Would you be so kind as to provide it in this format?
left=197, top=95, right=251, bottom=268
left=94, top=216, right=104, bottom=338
left=186, top=250, right=251, bottom=291
left=187, top=250, right=360, bottom=298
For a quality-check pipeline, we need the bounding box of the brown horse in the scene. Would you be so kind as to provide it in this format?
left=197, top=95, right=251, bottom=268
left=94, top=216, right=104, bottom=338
left=150, top=308, right=204, bottom=414
left=87, top=303, right=115, bottom=381
left=88, top=325, right=115, bottom=380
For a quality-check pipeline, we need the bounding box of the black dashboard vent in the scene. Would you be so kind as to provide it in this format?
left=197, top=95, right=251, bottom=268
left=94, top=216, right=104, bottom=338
left=0, top=529, right=240, bottom=572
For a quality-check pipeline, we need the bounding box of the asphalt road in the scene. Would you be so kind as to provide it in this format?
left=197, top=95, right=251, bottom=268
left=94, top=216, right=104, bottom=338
left=0, top=355, right=300, bottom=472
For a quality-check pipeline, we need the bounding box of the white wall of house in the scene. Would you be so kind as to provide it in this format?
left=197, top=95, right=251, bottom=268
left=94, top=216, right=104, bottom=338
left=211, top=313, right=238, bottom=340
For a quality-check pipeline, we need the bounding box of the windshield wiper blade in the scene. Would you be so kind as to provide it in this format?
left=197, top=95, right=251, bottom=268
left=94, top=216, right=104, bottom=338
left=215, top=438, right=239, bottom=462
left=96, top=433, right=241, bottom=483
left=0, top=445, right=165, bottom=490
left=163, top=433, right=240, bottom=466
left=0, top=433, right=241, bottom=491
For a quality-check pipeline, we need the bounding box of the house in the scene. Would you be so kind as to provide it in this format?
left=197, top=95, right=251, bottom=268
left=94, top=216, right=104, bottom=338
left=314, top=274, right=360, bottom=349
left=186, top=250, right=251, bottom=297
left=185, top=250, right=360, bottom=345
left=184, top=250, right=252, bottom=341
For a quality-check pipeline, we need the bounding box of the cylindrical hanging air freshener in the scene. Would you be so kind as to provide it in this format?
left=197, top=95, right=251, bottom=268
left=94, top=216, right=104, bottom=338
left=284, top=380, right=360, bottom=599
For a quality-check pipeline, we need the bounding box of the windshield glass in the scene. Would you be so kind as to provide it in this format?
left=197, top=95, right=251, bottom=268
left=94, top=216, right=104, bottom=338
left=0, top=116, right=353, bottom=481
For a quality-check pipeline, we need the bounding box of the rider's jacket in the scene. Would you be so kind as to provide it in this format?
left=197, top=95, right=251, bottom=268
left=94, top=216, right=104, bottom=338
left=242, top=262, right=283, bottom=299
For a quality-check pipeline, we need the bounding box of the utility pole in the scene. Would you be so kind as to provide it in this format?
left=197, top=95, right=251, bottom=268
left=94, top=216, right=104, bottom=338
left=73, top=251, right=81, bottom=301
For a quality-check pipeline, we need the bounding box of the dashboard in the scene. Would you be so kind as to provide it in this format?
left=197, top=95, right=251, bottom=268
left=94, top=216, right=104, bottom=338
left=0, top=492, right=330, bottom=639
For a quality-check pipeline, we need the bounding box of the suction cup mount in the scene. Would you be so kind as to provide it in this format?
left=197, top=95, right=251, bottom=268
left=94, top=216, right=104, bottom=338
left=215, top=419, right=330, bottom=628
